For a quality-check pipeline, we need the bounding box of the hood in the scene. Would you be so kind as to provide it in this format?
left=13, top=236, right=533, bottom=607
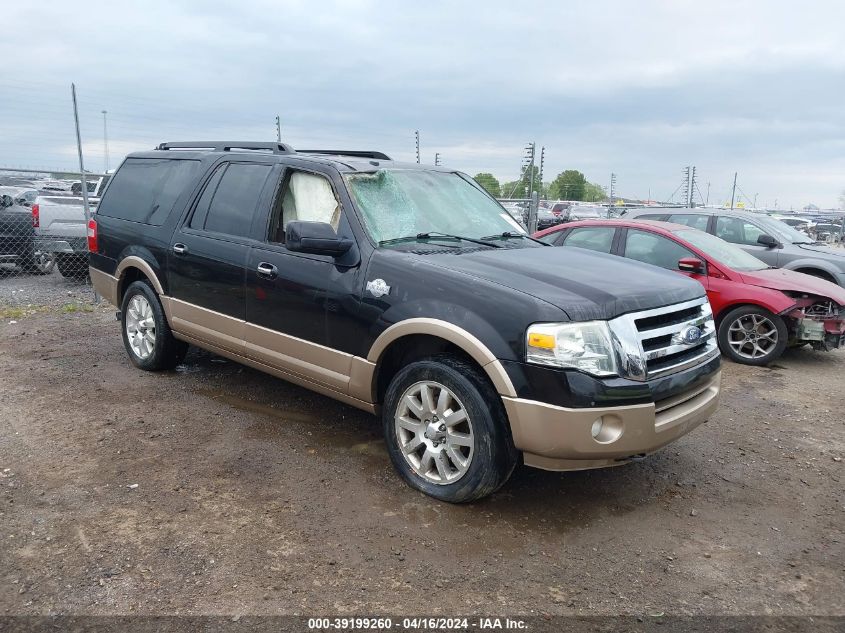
left=792, top=242, right=845, bottom=261
left=739, top=267, right=845, bottom=305
left=418, top=246, right=705, bottom=321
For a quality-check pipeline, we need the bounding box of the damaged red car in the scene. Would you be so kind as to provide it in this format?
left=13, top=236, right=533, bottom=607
left=535, top=219, right=845, bottom=365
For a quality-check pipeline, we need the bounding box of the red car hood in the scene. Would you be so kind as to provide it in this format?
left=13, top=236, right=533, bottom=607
left=739, top=268, right=845, bottom=305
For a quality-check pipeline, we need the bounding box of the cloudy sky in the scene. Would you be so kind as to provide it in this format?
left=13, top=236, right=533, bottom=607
left=1, top=0, right=844, bottom=209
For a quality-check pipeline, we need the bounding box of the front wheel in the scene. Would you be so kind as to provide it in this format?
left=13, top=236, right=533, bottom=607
left=120, top=281, right=188, bottom=370
left=717, top=305, right=788, bottom=365
left=382, top=355, right=517, bottom=503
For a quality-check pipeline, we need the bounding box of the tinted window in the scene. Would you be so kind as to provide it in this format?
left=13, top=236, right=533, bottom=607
left=538, top=231, right=563, bottom=245
left=715, top=216, right=766, bottom=246
left=193, top=163, right=272, bottom=238
left=636, top=213, right=668, bottom=221
left=623, top=229, right=694, bottom=270
left=97, top=158, right=200, bottom=225
left=563, top=227, right=615, bottom=253
left=668, top=213, right=709, bottom=230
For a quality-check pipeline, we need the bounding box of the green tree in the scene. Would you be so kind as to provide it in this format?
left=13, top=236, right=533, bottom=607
left=502, top=166, right=542, bottom=198
left=473, top=173, right=501, bottom=197
left=583, top=182, right=606, bottom=202
left=550, top=170, right=587, bottom=201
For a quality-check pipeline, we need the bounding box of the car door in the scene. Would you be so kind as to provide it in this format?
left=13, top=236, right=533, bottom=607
left=712, top=215, right=778, bottom=266
left=619, top=228, right=709, bottom=291
left=243, top=164, right=364, bottom=394
left=167, top=160, right=275, bottom=354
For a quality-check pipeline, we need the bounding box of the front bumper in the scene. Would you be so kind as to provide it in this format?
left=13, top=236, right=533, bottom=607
left=503, top=371, right=721, bottom=471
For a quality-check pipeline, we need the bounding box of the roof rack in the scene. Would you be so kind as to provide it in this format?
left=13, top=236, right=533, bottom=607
left=297, top=150, right=392, bottom=161
left=156, top=141, right=295, bottom=154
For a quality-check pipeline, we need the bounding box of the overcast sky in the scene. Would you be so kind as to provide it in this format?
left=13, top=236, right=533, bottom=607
left=2, top=0, right=844, bottom=209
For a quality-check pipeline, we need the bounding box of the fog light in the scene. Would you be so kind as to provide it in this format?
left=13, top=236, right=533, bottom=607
left=590, top=418, right=603, bottom=438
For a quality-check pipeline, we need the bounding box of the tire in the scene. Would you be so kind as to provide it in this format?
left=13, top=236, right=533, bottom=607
left=717, top=305, right=788, bottom=366
left=56, top=254, right=89, bottom=279
left=382, top=354, right=518, bottom=503
left=19, top=250, right=55, bottom=275
left=120, top=280, right=188, bottom=371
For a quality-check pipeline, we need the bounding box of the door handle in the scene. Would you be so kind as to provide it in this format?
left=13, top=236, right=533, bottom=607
left=172, top=243, right=187, bottom=255
left=256, top=262, right=278, bottom=279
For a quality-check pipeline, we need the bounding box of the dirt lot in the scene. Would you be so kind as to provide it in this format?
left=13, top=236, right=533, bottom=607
left=0, top=276, right=843, bottom=619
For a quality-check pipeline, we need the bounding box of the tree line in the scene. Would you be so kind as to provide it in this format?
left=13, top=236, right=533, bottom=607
left=474, top=170, right=605, bottom=202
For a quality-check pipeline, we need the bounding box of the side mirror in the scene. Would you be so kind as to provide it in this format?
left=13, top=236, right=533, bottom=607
left=757, top=234, right=779, bottom=248
left=678, top=257, right=705, bottom=273
left=285, top=221, right=353, bottom=257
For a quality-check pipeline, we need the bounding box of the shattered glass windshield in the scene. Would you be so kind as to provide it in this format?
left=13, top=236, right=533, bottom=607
left=344, top=169, right=525, bottom=244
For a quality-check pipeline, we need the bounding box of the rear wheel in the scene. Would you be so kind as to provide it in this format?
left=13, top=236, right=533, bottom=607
left=120, top=280, right=188, bottom=370
left=717, top=305, right=787, bottom=365
left=20, top=250, right=55, bottom=275
left=382, top=355, right=517, bottom=503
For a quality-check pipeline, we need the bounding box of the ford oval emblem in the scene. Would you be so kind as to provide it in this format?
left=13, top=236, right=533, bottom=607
left=682, top=325, right=702, bottom=344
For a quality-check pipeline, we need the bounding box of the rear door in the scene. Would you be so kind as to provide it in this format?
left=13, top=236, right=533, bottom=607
left=558, top=225, right=617, bottom=253
left=619, top=228, right=709, bottom=290
left=167, top=161, right=274, bottom=354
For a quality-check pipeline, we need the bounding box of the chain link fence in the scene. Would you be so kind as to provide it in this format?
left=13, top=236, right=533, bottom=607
left=0, top=168, right=107, bottom=283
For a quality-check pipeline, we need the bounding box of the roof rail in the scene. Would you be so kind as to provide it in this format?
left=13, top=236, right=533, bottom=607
left=297, top=150, right=392, bottom=161
left=156, top=141, right=296, bottom=154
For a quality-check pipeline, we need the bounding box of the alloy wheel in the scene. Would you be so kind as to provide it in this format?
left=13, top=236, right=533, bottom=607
left=727, top=313, right=778, bottom=360
left=394, top=381, right=474, bottom=485
left=125, top=295, right=156, bottom=360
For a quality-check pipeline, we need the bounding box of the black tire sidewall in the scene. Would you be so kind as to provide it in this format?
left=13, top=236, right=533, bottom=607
left=382, top=356, right=516, bottom=503
left=717, top=305, right=788, bottom=365
left=120, top=281, right=180, bottom=370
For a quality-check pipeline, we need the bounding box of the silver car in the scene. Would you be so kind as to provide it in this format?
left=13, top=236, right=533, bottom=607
left=622, top=207, right=845, bottom=286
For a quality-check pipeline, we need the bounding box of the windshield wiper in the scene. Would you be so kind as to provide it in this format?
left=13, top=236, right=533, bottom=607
left=481, top=231, right=549, bottom=246
left=379, top=232, right=501, bottom=248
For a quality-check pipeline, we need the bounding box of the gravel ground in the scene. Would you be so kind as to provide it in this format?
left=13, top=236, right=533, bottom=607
left=0, top=279, right=843, bottom=620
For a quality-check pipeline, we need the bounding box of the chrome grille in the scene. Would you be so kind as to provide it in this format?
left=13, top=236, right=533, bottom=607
left=609, top=296, right=719, bottom=381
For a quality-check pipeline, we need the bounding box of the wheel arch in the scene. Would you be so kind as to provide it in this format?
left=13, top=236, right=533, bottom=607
left=366, top=319, right=518, bottom=405
left=781, top=258, right=841, bottom=284
left=115, top=256, right=165, bottom=301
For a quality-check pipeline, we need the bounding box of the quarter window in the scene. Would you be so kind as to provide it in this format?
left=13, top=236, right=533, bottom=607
left=715, top=216, right=766, bottom=246
left=563, top=227, right=615, bottom=253
left=96, top=158, right=200, bottom=225
left=623, top=229, right=695, bottom=270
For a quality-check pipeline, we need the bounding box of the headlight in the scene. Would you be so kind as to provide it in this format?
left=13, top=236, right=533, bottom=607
left=526, top=321, right=618, bottom=377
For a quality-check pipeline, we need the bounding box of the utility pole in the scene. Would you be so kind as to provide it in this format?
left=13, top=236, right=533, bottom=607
left=415, top=130, right=420, bottom=164
left=609, top=173, right=617, bottom=208
left=275, top=115, right=281, bottom=142
left=689, top=166, right=697, bottom=207
left=538, top=146, right=545, bottom=198
left=101, top=110, right=109, bottom=172
left=730, top=172, right=738, bottom=210
left=705, top=182, right=711, bottom=206
left=434, top=153, right=441, bottom=166
left=682, top=166, right=690, bottom=207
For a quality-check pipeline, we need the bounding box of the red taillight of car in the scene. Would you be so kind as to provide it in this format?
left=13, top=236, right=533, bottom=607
left=31, top=203, right=40, bottom=228
left=87, top=218, right=98, bottom=253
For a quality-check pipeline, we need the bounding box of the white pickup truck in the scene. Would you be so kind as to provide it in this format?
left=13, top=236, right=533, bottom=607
left=34, top=175, right=110, bottom=278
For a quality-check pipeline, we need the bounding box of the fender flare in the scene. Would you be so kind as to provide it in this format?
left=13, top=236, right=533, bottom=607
left=366, top=317, right=517, bottom=397
left=115, top=256, right=165, bottom=297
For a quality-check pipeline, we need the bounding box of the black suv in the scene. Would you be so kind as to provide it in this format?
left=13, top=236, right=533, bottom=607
left=89, top=141, right=721, bottom=502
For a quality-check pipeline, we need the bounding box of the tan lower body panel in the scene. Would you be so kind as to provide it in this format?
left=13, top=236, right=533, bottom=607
left=89, top=267, right=119, bottom=307
left=165, top=297, right=377, bottom=407
left=504, top=372, right=721, bottom=471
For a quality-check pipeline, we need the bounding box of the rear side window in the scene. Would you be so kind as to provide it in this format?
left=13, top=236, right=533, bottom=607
left=96, top=158, right=199, bottom=225
left=668, top=213, right=710, bottom=230
left=563, top=226, right=615, bottom=253
left=191, top=163, right=272, bottom=238
left=623, top=229, right=694, bottom=270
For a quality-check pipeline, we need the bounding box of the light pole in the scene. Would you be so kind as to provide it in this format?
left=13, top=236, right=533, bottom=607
left=101, top=110, right=110, bottom=172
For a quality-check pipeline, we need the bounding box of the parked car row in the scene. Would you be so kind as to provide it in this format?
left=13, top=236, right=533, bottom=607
left=535, top=218, right=845, bottom=365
